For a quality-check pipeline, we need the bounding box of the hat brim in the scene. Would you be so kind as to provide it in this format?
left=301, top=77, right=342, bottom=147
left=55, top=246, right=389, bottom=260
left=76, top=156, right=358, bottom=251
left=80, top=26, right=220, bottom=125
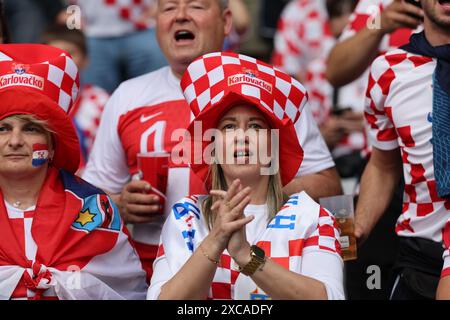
left=0, top=88, right=80, bottom=173
left=187, top=91, right=303, bottom=187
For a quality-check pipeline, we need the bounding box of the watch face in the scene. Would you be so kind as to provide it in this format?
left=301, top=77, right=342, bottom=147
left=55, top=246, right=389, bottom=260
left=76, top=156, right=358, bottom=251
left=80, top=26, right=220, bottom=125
left=251, top=245, right=265, bottom=259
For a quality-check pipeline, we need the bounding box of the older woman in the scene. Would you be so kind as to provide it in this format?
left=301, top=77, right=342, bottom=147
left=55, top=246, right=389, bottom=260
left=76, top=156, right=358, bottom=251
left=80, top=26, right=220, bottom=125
left=148, top=52, right=344, bottom=300
left=0, top=44, right=147, bottom=300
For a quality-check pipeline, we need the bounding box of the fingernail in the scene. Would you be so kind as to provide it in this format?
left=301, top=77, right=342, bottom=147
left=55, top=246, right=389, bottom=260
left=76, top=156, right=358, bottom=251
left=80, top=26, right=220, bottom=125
left=145, top=184, right=151, bottom=191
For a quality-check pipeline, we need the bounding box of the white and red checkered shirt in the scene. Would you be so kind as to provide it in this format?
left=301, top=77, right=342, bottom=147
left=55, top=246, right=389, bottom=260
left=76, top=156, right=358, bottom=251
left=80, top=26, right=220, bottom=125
left=148, top=192, right=344, bottom=300
left=73, top=0, right=156, bottom=37
left=340, top=0, right=422, bottom=55
left=271, top=0, right=335, bottom=78
left=365, top=49, right=450, bottom=247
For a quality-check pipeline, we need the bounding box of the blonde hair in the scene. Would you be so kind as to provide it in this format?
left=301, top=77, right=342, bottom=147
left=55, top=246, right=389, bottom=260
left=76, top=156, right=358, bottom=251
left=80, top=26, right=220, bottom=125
left=202, top=162, right=287, bottom=230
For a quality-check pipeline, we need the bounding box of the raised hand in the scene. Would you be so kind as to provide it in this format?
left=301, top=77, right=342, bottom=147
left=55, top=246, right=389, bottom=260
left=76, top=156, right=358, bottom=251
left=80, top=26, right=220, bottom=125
left=207, top=179, right=253, bottom=255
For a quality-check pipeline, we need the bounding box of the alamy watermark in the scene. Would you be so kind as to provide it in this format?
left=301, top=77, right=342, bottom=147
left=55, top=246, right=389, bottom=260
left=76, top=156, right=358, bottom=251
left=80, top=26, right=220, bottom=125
left=65, top=5, right=82, bottom=30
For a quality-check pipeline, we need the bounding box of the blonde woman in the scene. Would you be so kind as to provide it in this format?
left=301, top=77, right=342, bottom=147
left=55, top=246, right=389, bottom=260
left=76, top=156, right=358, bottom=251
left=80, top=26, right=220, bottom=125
left=148, top=52, right=344, bottom=300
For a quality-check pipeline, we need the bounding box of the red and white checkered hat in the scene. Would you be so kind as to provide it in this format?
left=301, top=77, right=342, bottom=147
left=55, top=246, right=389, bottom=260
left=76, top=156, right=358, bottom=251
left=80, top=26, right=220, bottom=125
left=0, top=44, right=80, bottom=172
left=181, top=52, right=307, bottom=186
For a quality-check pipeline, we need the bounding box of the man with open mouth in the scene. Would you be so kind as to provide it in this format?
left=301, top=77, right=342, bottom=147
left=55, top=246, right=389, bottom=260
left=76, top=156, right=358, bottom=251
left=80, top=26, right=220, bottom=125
left=82, top=0, right=342, bottom=283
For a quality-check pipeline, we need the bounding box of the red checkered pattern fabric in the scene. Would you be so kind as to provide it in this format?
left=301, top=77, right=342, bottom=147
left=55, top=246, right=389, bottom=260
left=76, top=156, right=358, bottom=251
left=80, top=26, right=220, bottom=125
left=181, top=52, right=307, bottom=126
left=305, top=59, right=332, bottom=126
left=103, top=0, right=155, bottom=30
left=442, top=221, right=450, bottom=278
left=365, top=49, right=450, bottom=243
left=303, top=207, right=342, bottom=254
left=271, top=0, right=334, bottom=78
left=340, top=0, right=421, bottom=55
left=0, top=49, right=79, bottom=113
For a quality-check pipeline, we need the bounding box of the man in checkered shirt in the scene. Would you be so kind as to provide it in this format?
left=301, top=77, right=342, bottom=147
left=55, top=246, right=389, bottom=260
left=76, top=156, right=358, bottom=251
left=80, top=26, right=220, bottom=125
left=271, top=0, right=336, bottom=82
left=83, top=0, right=342, bottom=281
left=360, top=0, right=450, bottom=299
left=324, top=0, right=424, bottom=300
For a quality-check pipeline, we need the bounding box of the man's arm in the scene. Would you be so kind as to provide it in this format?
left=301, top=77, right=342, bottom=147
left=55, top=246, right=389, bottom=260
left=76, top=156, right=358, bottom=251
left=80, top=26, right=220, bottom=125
left=326, top=26, right=385, bottom=87
left=326, top=0, right=423, bottom=87
left=354, top=147, right=402, bottom=244
left=283, top=167, right=342, bottom=201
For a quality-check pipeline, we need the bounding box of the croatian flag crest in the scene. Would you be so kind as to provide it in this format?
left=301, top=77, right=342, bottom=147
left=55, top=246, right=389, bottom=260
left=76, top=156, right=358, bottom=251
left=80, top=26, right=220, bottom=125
left=32, top=143, right=49, bottom=167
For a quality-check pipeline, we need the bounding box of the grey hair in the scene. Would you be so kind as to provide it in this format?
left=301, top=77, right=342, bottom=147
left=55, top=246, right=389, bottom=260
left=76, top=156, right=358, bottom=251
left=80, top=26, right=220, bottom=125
left=218, top=0, right=229, bottom=10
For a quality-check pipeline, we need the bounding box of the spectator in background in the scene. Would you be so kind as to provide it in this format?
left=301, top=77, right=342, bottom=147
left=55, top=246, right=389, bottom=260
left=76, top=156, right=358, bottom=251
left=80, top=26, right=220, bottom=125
left=302, top=0, right=365, bottom=181
left=3, top=0, right=66, bottom=43
left=70, top=0, right=167, bottom=93
left=42, top=25, right=110, bottom=174
left=271, top=0, right=335, bottom=82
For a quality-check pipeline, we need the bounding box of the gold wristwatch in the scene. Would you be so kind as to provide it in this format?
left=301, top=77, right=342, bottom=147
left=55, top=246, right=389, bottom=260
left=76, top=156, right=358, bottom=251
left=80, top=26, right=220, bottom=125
left=239, top=245, right=266, bottom=276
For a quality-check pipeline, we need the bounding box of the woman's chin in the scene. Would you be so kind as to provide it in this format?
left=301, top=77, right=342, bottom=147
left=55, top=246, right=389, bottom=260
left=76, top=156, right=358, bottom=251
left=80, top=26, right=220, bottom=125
left=0, top=163, right=45, bottom=177
left=223, top=164, right=264, bottom=181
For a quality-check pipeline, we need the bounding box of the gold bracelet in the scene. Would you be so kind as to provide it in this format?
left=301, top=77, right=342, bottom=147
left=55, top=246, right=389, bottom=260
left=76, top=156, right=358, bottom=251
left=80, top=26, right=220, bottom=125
left=199, top=244, right=220, bottom=266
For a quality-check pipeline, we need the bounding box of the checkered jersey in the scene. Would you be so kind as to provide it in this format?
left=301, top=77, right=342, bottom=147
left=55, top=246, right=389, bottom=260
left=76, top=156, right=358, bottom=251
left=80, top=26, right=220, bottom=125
left=272, top=0, right=334, bottom=78
left=365, top=49, right=450, bottom=243
left=148, top=192, right=344, bottom=300
left=182, top=52, right=308, bottom=125
left=340, top=0, right=422, bottom=54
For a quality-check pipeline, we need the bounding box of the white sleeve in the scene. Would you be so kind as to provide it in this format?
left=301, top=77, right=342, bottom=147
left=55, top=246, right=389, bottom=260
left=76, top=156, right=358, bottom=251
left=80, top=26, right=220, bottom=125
left=147, top=250, right=173, bottom=300
left=82, top=85, right=131, bottom=193
left=147, top=197, right=201, bottom=299
left=301, top=251, right=345, bottom=300
left=295, top=104, right=335, bottom=176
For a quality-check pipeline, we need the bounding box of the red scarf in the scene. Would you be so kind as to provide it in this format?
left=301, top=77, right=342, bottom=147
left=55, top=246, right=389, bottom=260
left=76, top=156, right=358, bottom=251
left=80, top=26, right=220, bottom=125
left=0, top=167, right=120, bottom=298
